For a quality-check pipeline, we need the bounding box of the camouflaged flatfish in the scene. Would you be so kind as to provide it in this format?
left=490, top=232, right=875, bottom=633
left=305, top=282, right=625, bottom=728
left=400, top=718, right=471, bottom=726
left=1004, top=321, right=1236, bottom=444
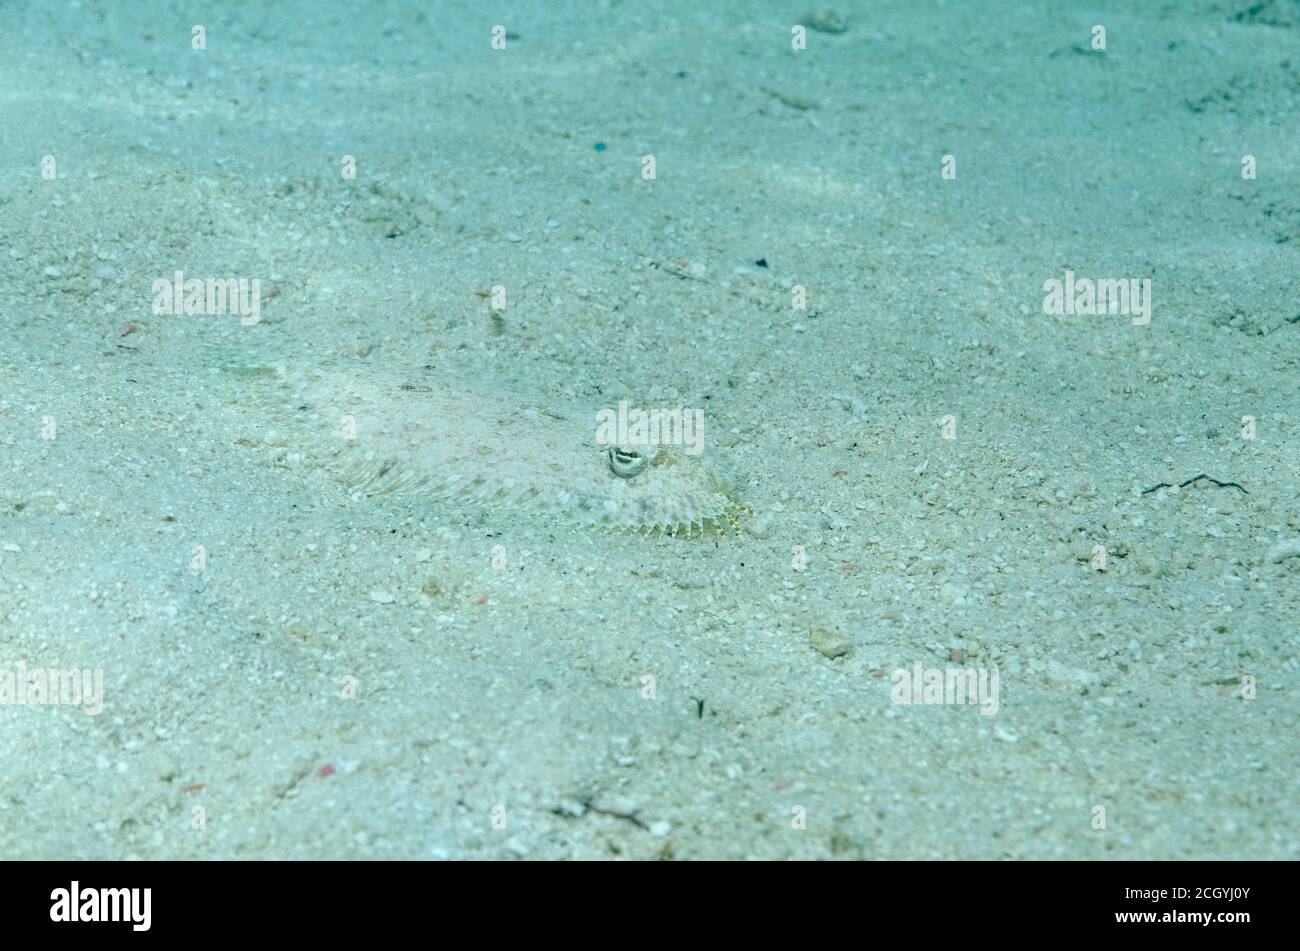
left=243, top=360, right=738, bottom=534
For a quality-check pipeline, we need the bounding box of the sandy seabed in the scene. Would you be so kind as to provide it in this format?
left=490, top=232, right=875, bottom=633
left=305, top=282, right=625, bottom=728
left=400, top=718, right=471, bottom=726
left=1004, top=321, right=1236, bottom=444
left=0, top=0, right=1296, bottom=859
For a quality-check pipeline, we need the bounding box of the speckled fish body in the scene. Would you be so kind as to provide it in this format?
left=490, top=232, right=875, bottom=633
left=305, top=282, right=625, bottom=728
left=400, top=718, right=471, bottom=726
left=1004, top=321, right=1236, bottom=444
left=255, top=362, right=736, bottom=534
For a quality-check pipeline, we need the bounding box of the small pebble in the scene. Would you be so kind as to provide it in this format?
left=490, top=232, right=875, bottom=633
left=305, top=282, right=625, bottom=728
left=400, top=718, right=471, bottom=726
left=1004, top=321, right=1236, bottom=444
left=1265, top=539, right=1300, bottom=564
left=803, top=7, right=848, bottom=34
left=152, top=751, right=179, bottom=783
left=809, top=624, right=852, bottom=659
left=555, top=799, right=586, bottom=818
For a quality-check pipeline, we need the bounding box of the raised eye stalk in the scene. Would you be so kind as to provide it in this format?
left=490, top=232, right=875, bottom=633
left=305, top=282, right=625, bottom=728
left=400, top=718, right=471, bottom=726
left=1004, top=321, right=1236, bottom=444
left=606, top=446, right=650, bottom=478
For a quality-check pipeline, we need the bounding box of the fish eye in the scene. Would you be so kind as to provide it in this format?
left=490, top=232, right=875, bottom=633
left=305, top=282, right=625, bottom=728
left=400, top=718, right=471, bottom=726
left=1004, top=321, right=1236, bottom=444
left=607, top=446, right=649, bottom=478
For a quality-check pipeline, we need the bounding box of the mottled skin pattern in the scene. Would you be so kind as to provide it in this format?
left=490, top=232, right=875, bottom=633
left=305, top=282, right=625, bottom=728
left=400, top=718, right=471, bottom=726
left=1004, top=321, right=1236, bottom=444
left=248, top=361, right=740, bottom=535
